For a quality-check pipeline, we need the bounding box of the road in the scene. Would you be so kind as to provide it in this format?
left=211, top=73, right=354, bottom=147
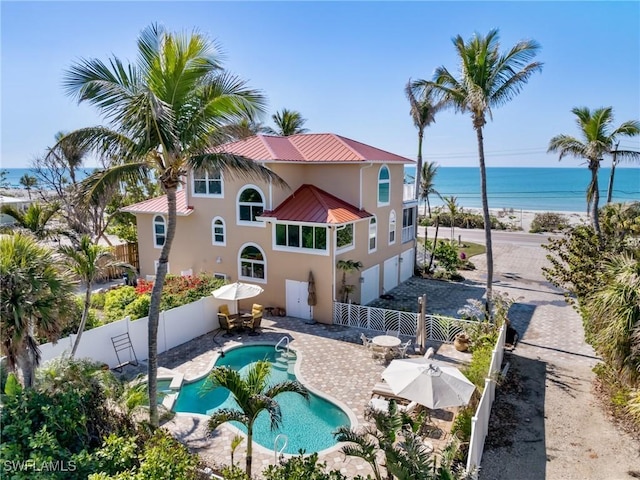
left=420, top=226, right=559, bottom=247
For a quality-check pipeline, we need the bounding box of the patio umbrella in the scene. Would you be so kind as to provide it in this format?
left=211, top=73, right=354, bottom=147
left=381, top=358, right=475, bottom=409
left=307, top=271, right=317, bottom=306
left=212, top=282, right=264, bottom=312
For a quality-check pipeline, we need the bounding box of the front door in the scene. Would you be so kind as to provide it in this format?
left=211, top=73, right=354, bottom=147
left=360, top=265, right=379, bottom=305
left=285, top=279, right=311, bottom=320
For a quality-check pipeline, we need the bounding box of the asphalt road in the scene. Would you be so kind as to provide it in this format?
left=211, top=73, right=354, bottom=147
left=421, top=226, right=558, bottom=247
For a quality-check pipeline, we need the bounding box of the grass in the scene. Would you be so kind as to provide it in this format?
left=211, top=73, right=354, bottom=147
left=418, top=238, right=486, bottom=259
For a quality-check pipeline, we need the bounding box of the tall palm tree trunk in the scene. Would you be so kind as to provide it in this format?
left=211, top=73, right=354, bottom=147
left=246, top=425, right=254, bottom=477
left=414, top=130, right=424, bottom=271
left=589, top=162, right=601, bottom=238
left=70, top=285, right=92, bottom=357
left=606, top=145, right=619, bottom=204
left=476, top=127, right=494, bottom=303
left=17, top=347, right=35, bottom=389
left=148, top=185, right=178, bottom=427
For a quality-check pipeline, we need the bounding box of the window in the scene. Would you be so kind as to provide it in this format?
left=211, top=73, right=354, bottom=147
left=238, top=186, right=265, bottom=224
left=378, top=165, right=390, bottom=205
left=153, top=215, right=166, bottom=248
left=239, top=244, right=265, bottom=281
left=369, top=216, right=377, bottom=252
left=402, top=207, right=416, bottom=243
left=275, top=224, right=328, bottom=251
left=212, top=217, right=225, bottom=245
left=336, top=224, right=354, bottom=250
left=389, top=210, right=396, bottom=245
left=193, top=167, right=223, bottom=196
left=154, top=260, right=170, bottom=274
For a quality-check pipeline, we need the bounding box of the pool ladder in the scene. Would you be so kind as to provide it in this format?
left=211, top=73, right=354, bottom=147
left=274, top=434, right=288, bottom=463
left=275, top=336, right=290, bottom=356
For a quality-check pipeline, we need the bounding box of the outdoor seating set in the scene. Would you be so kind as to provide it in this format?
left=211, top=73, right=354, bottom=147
left=360, top=331, right=412, bottom=363
left=218, top=303, right=263, bottom=336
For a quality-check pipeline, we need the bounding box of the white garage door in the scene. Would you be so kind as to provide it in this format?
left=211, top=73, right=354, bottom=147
left=360, top=265, right=379, bottom=305
left=383, top=255, right=399, bottom=293
left=400, top=248, right=414, bottom=282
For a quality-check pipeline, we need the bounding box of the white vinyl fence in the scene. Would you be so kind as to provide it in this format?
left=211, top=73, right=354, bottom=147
left=466, top=324, right=507, bottom=477
left=38, top=296, right=226, bottom=369
left=333, top=302, right=475, bottom=343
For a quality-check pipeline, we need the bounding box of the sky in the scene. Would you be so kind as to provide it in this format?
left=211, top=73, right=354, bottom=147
left=1, top=1, right=639, bottom=169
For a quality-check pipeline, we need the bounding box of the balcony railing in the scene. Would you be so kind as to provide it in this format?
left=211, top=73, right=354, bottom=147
left=403, top=183, right=416, bottom=202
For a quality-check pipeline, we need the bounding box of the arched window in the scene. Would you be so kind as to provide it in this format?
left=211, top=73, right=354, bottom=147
left=389, top=210, right=396, bottom=245
left=212, top=217, right=225, bottom=245
left=239, top=244, right=266, bottom=281
left=153, top=215, right=166, bottom=248
left=237, top=186, right=265, bottom=224
left=369, top=216, right=377, bottom=252
left=378, top=165, right=390, bottom=205
left=193, top=167, right=223, bottom=196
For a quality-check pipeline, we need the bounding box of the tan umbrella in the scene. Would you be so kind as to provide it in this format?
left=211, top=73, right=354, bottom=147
left=212, top=281, right=264, bottom=313
left=307, top=271, right=317, bottom=306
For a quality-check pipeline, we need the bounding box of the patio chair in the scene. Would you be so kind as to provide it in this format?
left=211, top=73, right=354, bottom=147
left=247, top=304, right=263, bottom=336
left=392, top=339, right=412, bottom=359
left=360, top=333, right=373, bottom=349
left=218, top=305, right=239, bottom=336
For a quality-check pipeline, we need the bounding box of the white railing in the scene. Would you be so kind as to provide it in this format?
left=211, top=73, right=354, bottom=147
left=274, top=434, right=288, bottom=463
left=37, top=295, right=226, bottom=369
left=403, top=183, right=416, bottom=202
left=332, top=302, right=475, bottom=343
left=466, top=324, right=507, bottom=477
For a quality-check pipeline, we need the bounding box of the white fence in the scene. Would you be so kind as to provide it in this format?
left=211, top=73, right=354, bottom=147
left=466, top=324, right=507, bottom=477
left=332, top=302, right=476, bottom=343
left=39, top=295, right=226, bottom=369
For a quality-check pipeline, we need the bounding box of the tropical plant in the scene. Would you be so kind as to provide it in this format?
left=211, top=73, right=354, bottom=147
left=0, top=201, right=61, bottom=240
left=48, top=130, right=91, bottom=185
left=529, top=212, right=570, bottom=233
left=264, top=108, right=309, bottom=136
left=414, top=29, right=542, bottom=304
left=336, top=259, right=364, bottom=303
left=262, top=452, right=366, bottom=480
left=606, top=143, right=640, bottom=204
left=443, top=196, right=460, bottom=242
left=548, top=107, right=640, bottom=236
left=18, top=173, right=38, bottom=199
left=223, top=117, right=269, bottom=141
left=59, top=234, right=133, bottom=357
left=0, top=234, right=75, bottom=387
left=60, top=23, right=286, bottom=426
left=205, top=360, right=309, bottom=477
left=419, top=161, right=442, bottom=218
left=405, top=81, right=445, bottom=205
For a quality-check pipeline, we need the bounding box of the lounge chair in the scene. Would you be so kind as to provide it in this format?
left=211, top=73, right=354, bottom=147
left=218, top=305, right=239, bottom=336
left=247, top=304, right=263, bottom=336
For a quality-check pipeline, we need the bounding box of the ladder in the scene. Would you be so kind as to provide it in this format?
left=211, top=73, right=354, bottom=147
left=111, top=332, right=139, bottom=372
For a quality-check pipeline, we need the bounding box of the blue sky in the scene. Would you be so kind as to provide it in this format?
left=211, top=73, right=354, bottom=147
left=2, top=1, right=639, bottom=169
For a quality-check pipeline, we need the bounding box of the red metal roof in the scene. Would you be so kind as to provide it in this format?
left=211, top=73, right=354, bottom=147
left=215, top=133, right=413, bottom=163
left=120, top=190, right=193, bottom=216
left=260, top=184, right=372, bottom=224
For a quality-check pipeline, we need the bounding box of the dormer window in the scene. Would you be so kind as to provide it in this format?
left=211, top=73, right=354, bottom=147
left=193, top=167, right=223, bottom=196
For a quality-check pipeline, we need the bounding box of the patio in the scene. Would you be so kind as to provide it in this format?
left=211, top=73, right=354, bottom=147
left=126, top=311, right=473, bottom=478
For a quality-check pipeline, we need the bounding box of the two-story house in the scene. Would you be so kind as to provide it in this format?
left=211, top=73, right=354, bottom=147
left=122, top=133, right=418, bottom=324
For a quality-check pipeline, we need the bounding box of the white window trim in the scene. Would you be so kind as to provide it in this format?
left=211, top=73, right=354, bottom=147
left=335, top=223, right=355, bottom=254
left=191, top=168, right=224, bottom=197
left=154, top=260, right=170, bottom=274
left=389, top=210, right=396, bottom=245
left=377, top=165, right=390, bottom=207
left=368, top=216, right=378, bottom=253
left=153, top=215, right=166, bottom=249
left=213, top=273, right=227, bottom=281
left=272, top=222, right=329, bottom=256
left=236, top=185, right=266, bottom=228
left=238, top=242, right=267, bottom=284
left=212, top=216, right=226, bottom=246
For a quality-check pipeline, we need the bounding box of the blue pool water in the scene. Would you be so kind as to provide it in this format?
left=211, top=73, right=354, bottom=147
left=173, top=345, right=351, bottom=454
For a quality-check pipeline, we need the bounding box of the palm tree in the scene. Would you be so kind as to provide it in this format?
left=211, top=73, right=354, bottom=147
left=48, top=131, right=91, bottom=185
left=419, top=161, right=441, bottom=218
left=405, top=81, right=445, bottom=204
left=548, top=107, right=640, bottom=236
left=59, top=23, right=287, bottom=427
left=0, top=233, right=75, bottom=387
left=265, top=108, right=309, bottom=136
left=444, top=195, right=460, bottom=243
left=18, top=174, right=38, bottom=199
left=606, top=143, right=640, bottom=204
left=222, top=117, right=268, bottom=141
left=0, top=201, right=61, bottom=240
left=414, top=29, right=542, bottom=303
left=59, top=234, right=132, bottom=357
left=336, top=259, right=363, bottom=303
left=205, top=361, right=309, bottom=477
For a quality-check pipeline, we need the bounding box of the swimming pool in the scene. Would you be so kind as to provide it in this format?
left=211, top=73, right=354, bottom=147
left=173, top=344, right=351, bottom=454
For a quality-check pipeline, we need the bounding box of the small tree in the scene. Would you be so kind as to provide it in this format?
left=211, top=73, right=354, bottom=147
left=336, top=259, right=363, bottom=303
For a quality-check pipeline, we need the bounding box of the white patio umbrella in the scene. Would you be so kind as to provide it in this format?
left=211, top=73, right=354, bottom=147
left=381, top=358, right=476, bottom=409
left=211, top=282, right=264, bottom=312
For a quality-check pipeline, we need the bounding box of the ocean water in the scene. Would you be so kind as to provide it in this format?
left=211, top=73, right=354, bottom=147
left=405, top=166, right=640, bottom=213
left=3, top=166, right=638, bottom=213
left=1, top=167, right=95, bottom=189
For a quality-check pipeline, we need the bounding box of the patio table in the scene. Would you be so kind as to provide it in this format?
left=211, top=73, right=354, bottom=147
left=372, top=335, right=402, bottom=348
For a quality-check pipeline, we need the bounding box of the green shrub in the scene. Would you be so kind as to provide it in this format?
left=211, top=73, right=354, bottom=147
left=262, top=453, right=356, bottom=480
left=104, top=287, right=137, bottom=322
left=451, top=406, right=473, bottom=442
left=124, top=294, right=151, bottom=320
left=463, top=345, right=493, bottom=390
left=433, top=241, right=460, bottom=273
left=529, top=212, right=570, bottom=233
left=4, top=372, right=22, bottom=396
left=135, top=430, right=202, bottom=479
left=91, top=291, right=107, bottom=310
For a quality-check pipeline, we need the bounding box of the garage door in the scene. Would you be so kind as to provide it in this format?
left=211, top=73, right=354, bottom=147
left=383, top=255, right=399, bottom=293
left=360, top=264, right=379, bottom=305
left=400, top=248, right=414, bottom=282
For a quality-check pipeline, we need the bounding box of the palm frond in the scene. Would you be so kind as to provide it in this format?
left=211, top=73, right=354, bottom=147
left=207, top=408, right=249, bottom=432
left=188, top=152, right=288, bottom=189
left=80, top=162, right=151, bottom=203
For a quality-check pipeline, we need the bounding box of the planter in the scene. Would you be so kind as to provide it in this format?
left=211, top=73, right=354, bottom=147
left=454, top=333, right=470, bottom=352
